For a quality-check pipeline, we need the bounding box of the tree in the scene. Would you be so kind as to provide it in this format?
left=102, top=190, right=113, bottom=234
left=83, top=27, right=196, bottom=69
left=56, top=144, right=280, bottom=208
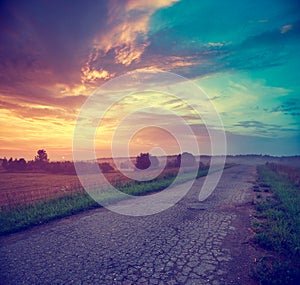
left=16, top=158, right=26, bottom=171
left=6, top=157, right=13, bottom=170
left=135, top=153, right=151, bottom=170
left=176, top=152, right=196, bottom=167
left=2, top=157, right=27, bottom=171
left=99, top=162, right=114, bottom=173
left=2, top=157, right=8, bottom=169
left=149, top=155, right=159, bottom=168
left=135, top=153, right=159, bottom=170
left=35, top=149, right=49, bottom=162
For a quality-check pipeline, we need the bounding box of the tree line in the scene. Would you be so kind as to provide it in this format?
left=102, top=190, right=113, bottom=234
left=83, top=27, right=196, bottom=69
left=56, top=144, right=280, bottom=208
left=1, top=149, right=114, bottom=174
left=1, top=150, right=204, bottom=174
left=134, top=152, right=199, bottom=170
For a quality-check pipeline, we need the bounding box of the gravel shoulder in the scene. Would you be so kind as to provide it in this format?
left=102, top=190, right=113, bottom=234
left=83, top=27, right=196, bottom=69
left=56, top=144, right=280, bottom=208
left=0, top=164, right=260, bottom=285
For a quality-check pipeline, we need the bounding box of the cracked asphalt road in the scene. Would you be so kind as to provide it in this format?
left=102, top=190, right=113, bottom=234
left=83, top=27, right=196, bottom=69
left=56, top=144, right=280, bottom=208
left=0, top=164, right=259, bottom=285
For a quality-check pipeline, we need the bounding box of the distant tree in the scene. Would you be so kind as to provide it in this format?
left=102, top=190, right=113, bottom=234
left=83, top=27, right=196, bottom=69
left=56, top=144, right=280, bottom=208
left=2, top=157, right=8, bottom=169
left=136, top=153, right=151, bottom=170
left=99, top=162, right=114, bottom=173
left=35, top=149, right=49, bottom=162
left=16, top=158, right=27, bottom=171
left=166, top=156, right=178, bottom=168
left=5, top=157, right=13, bottom=170
left=135, top=153, right=159, bottom=170
left=176, top=152, right=196, bottom=167
left=149, top=155, right=159, bottom=168
left=32, top=149, right=49, bottom=171
left=2, top=157, right=27, bottom=171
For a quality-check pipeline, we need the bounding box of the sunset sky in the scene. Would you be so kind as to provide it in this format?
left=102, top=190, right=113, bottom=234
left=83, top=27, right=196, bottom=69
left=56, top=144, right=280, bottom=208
left=0, top=0, right=299, bottom=161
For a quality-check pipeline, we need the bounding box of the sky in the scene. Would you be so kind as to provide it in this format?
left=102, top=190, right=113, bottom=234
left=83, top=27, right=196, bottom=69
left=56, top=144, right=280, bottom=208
left=0, top=0, right=299, bottom=161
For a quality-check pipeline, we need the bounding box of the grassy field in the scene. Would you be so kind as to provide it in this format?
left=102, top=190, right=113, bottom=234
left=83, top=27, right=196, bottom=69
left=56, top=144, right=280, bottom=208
left=0, top=168, right=180, bottom=209
left=0, top=172, right=82, bottom=208
left=0, top=165, right=217, bottom=235
left=252, top=164, right=300, bottom=285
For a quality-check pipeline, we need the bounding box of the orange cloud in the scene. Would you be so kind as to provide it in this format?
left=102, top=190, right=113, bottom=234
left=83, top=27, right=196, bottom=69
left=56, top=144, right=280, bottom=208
left=125, top=0, right=179, bottom=11
left=81, top=65, right=115, bottom=83
left=82, top=0, right=179, bottom=80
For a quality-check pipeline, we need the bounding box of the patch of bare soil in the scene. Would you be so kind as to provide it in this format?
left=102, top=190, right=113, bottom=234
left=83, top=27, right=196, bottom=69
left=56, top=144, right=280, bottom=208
left=216, top=168, right=268, bottom=284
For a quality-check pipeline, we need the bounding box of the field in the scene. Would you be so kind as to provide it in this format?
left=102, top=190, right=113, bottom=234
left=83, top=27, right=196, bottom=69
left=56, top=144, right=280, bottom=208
left=0, top=166, right=197, bottom=235
left=0, top=168, right=181, bottom=209
left=0, top=172, right=82, bottom=208
left=1, top=155, right=296, bottom=209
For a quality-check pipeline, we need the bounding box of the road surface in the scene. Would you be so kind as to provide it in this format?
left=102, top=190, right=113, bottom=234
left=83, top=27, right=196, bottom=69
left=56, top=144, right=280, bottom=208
left=0, top=165, right=259, bottom=284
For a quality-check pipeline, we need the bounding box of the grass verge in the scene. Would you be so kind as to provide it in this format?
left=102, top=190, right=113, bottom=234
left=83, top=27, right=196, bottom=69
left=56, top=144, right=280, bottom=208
left=251, top=165, right=300, bottom=285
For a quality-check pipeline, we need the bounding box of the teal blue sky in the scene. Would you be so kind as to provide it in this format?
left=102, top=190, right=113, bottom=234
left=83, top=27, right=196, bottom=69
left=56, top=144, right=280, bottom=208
left=147, top=0, right=300, bottom=153
left=0, top=0, right=299, bottom=159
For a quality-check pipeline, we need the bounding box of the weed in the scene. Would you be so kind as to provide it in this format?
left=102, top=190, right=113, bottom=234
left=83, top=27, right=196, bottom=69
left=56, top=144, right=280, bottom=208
left=252, top=256, right=300, bottom=285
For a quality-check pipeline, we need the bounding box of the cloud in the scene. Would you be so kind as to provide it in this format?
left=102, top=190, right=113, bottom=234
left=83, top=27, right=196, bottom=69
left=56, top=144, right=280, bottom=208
left=233, top=120, right=298, bottom=136
left=234, top=120, right=278, bottom=129
left=144, top=2, right=300, bottom=77
left=281, top=24, right=292, bottom=34
left=0, top=100, right=75, bottom=121
left=0, top=91, right=87, bottom=120
left=0, top=0, right=110, bottom=120
left=81, top=66, right=115, bottom=82
left=0, top=1, right=110, bottom=87
left=270, top=99, right=300, bottom=116
left=199, top=72, right=298, bottom=138
left=80, top=0, right=179, bottom=85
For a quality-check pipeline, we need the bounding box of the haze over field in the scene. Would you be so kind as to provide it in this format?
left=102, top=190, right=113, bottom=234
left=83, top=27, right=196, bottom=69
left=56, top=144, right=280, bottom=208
left=0, top=0, right=299, bottom=160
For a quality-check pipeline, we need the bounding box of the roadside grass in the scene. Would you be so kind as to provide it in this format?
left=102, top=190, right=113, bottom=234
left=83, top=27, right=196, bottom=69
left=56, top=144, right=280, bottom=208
left=251, top=165, right=300, bottom=285
left=0, top=192, right=98, bottom=235
left=0, top=164, right=230, bottom=235
left=119, top=166, right=212, bottom=196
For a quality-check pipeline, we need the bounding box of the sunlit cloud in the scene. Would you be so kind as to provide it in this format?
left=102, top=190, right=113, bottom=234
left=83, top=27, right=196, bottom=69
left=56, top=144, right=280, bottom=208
left=82, top=0, right=179, bottom=74
left=81, top=65, right=115, bottom=83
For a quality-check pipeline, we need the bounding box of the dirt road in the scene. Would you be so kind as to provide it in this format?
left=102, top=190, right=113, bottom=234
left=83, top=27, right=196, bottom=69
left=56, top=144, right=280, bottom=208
left=0, top=165, right=259, bottom=284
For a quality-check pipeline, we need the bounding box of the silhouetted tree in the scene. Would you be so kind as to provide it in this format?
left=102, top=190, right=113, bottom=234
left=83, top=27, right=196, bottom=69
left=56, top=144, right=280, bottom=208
left=166, top=156, right=179, bottom=168
left=176, top=152, right=196, bottom=167
left=2, top=157, right=27, bottom=171
left=2, top=157, right=8, bottom=169
left=136, top=153, right=151, bottom=170
left=99, top=162, right=114, bottom=173
left=135, top=153, right=159, bottom=170
left=35, top=149, right=49, bottom=162
left=5, top=157, right=13, bottom=170
left=16, top=158, right=27, bottom=171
